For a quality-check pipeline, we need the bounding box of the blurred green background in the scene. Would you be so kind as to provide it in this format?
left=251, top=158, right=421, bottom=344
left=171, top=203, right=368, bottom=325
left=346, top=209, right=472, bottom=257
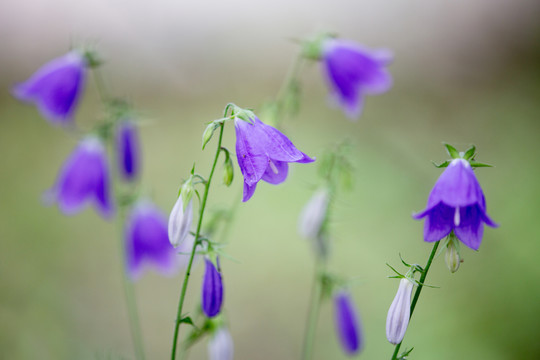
left=1, top=0, right=540, bottom=359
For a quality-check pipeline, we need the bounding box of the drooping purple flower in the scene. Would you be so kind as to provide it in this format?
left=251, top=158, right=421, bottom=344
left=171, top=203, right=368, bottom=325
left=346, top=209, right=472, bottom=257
left=12, top=52, right=87, bottom=125
left=202, top=258, right=223, bottom=318
left=334, top=291, right=362, bottom=355
left=208, top=327, right=234, bottom=360
left=235, top=116, right=315, bottom=202
left=386, top=278, right=414, bottom=345
left=321, top=39, right=393, bottom=119
left=125, top=201, right=179, bottom=280
left=47, top=137, right=113, bottom=218
left=413, top=158, right=498, bottom=250
left=116, top=120, right=140, bottom=181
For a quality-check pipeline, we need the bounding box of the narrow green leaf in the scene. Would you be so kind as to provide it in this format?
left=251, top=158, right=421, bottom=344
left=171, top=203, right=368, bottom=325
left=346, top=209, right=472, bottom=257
left=443, top=143, right=459, bottom=159
left=432, top=160, right=450, bottom=168
left=469, top=161, right=493, bottom=168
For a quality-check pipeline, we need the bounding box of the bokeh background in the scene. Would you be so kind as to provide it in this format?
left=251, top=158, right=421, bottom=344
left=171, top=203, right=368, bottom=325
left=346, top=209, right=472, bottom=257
left=1, top=0, right=539, bottom=359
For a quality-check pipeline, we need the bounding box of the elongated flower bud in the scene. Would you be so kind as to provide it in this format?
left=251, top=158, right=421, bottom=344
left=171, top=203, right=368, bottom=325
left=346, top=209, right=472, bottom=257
left=168, top=197, right=193, bottom=247
left=116, top=120, right=140, bottom=181
left=334, top=291, right=362, bottom=355
left=202, top=258, right=224, bottom=318
left=445, top=238, right=461, bottom=273
left=386, top=278, right=414, bottom=345
left=298, top=188, right=330, bottom=240
left=208, top=327, right=234, bottom=360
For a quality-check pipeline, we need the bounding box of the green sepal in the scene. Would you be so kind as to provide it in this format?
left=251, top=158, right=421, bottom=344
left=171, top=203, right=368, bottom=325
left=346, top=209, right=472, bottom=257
left=397, top=347, right=414, bottom=360
left=443, top=143, right=460, bottom=159
left=432, top=160, right=450, bottom=168
left=202, top=122, right=220, bottom=150
left=469, top=161, right=493, bottom=168
left=82, top=48, right=104, bottom=68
left=179, top=316, right=195, bottom=327
left=463, top=145, right=476, bottom=160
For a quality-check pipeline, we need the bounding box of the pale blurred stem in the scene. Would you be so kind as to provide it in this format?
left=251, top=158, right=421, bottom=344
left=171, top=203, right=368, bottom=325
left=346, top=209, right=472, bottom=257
left=301, top=257, right=325, bottom=360
left=170, top=122, right=225, bottom=360
left=92, top=67, right=110, bottom=103
left=391, top=241, right=440, bottom=360
left=274, top=53, right=304, bottom=125
left=116, top=206, right=146, bottom=360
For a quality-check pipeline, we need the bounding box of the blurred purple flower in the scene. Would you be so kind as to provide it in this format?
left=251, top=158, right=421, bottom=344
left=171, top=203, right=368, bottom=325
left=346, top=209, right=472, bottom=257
left=116, top=120, right=140, bottom=181
left=125, top=201, right=179, bottom=280
left=386, top=278, right=414, bottom=345
left=12, top=52, right=87, bottom=125
left=235, top=117, right=315, bottom=202
left=413, top=158, right=498, bottom=250
left=334, top=291, right=362, bottom=355
left=208, top=327, right=234, bottom=360
left=202, top=258, right=223, bottom=317
left=322, top=39, right=392, bottom=119
left=46, top=137, right=113, bottom=218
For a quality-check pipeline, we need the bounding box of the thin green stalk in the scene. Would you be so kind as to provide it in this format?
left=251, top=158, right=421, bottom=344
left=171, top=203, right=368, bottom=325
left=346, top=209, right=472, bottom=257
left=391, top=241, right=440, bottom=360
left=301, top=258, right=324, bottom=360
left=170, top=123, right=225, bottom=360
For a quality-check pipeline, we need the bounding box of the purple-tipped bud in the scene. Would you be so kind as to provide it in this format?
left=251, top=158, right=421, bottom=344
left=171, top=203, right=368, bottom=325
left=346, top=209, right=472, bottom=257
left=208, top=327, right=234, bottom=360
left=116, top=120, right=140, bottom=181
left=12, top=52, right=87, bottom=125
left=47, top=137, right=113, bottom=218
left=386, top=278, right=414, bottom=345
left=202, top=258, right=224, bottom=318
left=334, top=291, right=362, bottom=355
left=125, top=201, right=179, bottom=280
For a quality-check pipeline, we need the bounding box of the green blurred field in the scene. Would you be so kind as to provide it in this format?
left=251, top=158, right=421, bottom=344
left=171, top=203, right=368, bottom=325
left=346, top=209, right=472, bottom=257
left=1, top=1, right=540, bottom=359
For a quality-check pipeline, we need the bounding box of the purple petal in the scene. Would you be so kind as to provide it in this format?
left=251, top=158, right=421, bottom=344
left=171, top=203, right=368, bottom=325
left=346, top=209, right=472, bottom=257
left=116, top=120, right=140, bottom=181
left=334, top=291, right=362, bottom=354
left=202, top=258, right=223, bottom=318
left=420, top=203, right=454, bottom=243
left=242, top=181, right=257, bottom=202
left=125, top=201, right=178, bottom=280
left=454, top=204, right=484, bottom=250
left=12, top=52, right=86, bottom=125
left=253, top=119, right=313, bottom=163
left=235, top=119, right=269, bottom=186
left=261, top=160, right=289, bottom=185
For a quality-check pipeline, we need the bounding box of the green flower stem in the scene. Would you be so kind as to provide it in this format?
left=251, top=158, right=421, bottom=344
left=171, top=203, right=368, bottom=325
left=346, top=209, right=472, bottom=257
left=391, top=241, right=440, bottom=360
left=301, top=258, right=324, bottom=360
left=170, top=122, right=225, bottom=360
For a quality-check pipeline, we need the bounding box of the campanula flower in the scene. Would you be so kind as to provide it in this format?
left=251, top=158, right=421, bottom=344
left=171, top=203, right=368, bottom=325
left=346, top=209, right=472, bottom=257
left=208, top=327, right=234, bottom=360
left=321, top=39, right=392, bottom=119
left=386, top=278, right=414, bottom=345
left=125, top=201, right=179, bottom=280
left=334, top=291, right=362, bottom=355
left=12, top=52, right=87, bottom=125
left=116, top=120, right=140, bottom=181
left=235, top=116, right=315, bottom=202
left=413, top=158, right=497, bottom=250
left=168, top=196, right=193, bottom=248
left=202, top=258, right=223, bottom=317
left=46, top=137, right=113, bottom=218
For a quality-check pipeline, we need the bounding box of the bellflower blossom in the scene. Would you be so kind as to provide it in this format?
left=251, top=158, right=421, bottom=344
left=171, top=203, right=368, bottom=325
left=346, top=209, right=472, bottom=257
left=235, top=116, right=315, bottom=202
left=208, top=327, right=234, bottom=360
left=46, top=137, right=113, bottom=218
left=12, top=52, right=87, bottom=125
left=168, top=196, right=193, bottom=247
left=202, top=258, right=223, bottom=318
left=321, top=39, right=392, bottom=119
left=125, top=201, right=179, bottom=280
left=413, top=158, right=497, bottom=250
left=334, top=291, right=362, bottom=355
left=116, top=120, right=140, bottom=181
left=386, top=278, right=414, bottom=345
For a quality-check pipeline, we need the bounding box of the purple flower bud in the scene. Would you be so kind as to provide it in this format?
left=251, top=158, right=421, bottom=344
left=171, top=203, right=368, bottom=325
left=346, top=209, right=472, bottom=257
left=125, top=201, right=179, bottom=280
left=116, top=120, right=140, bottom=181
left=208, top=327, right=234, bottom=360
left=12, top=52, right=87, bottom=125
left=235, top=116, right=315, bottom=202
left=46, top=137, right=113, bottom=218
left=334, top=291, right=362, bottom=355
left=168, top=197, right=193, bottom=247
left=386, top=278, right=414, bottom=345
left=413, top=158, right=498, bottom=250
left=321, top=39, right=393, bottom=119
left=202, top=258, right=223, bottom=318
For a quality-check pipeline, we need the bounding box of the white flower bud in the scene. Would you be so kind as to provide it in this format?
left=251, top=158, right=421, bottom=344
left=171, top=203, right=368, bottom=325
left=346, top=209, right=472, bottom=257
left=298, top=188, right=330, bottom=240
left=445, top=239, right=461, bottom=273
left=386, top=278, right=414, bottom=345
left=208, top=327, right=234, bottom=360
left=168, top=197, right=193, bottom=247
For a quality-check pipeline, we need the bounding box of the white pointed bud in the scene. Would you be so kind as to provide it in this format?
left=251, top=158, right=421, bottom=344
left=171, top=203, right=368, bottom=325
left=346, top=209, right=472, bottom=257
left=208, top=327, right=234, bottom=360
left=386, top=278, right=414, bottom=345
left=168, top=197, right=193, bottom=247
left=298, top=188, right=330, bottom=240
left=202, top=122, right=219, bottom=150
left=445, top=239, right=461, bottom=273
